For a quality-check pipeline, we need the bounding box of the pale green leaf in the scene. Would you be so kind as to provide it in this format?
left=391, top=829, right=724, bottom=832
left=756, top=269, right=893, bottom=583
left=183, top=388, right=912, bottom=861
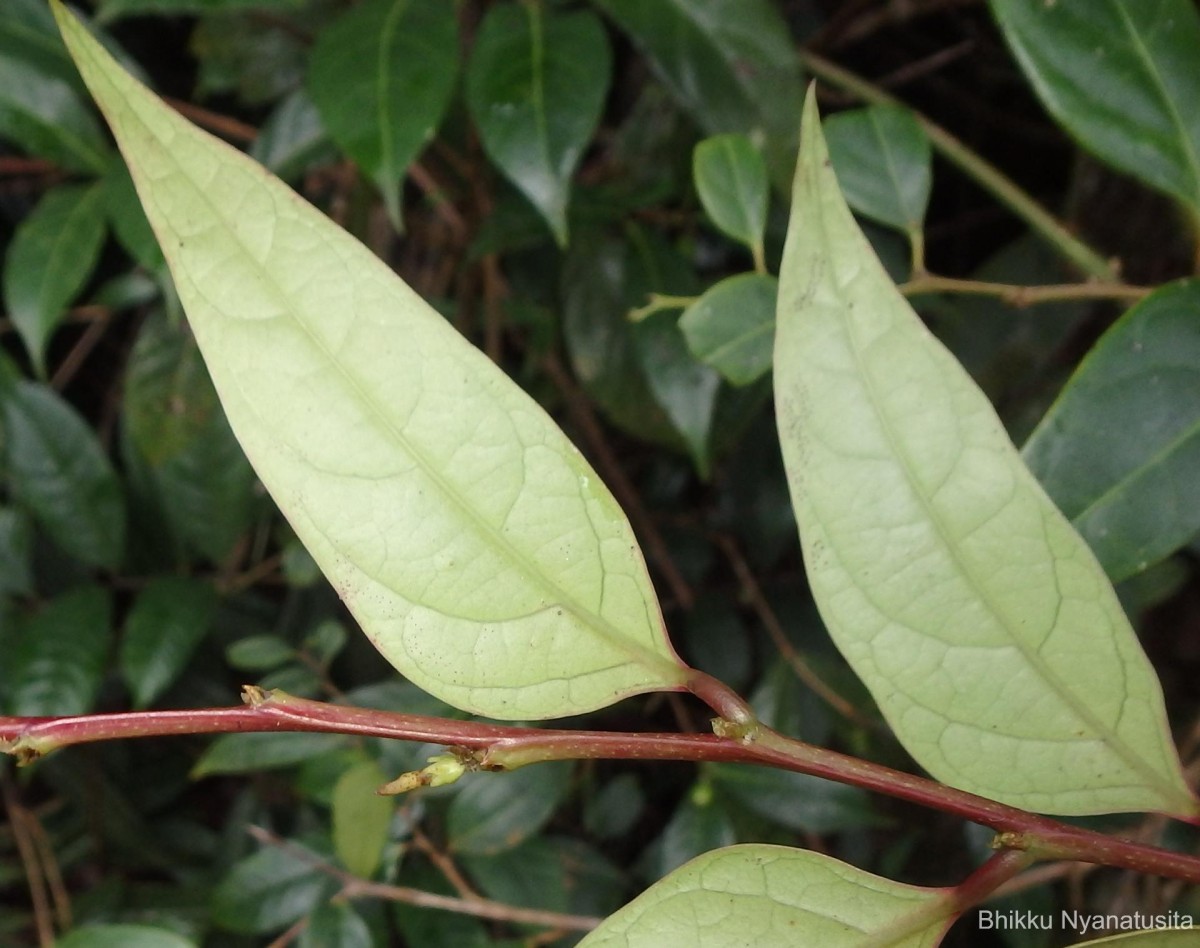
left=774, top=88, right=1196, bottom=817
left=990, top=0, right=1200, bottom=217
left=307, top=0, right=457, bottom=227
left=466, top=5, right=611, bottom=245
left=693, top=134, right=768, bottom=257
left=54, top=0, right=687, bottom=720
left=679, top=273, right=776, bottom=386
left=57, top=924, right=197, bottom=948
left=579, top=844, right=953, bottom=948
left=332, top=758, right=394, bottom=878
left=1023, top=280, right=1200, bottom=583
left=1075, top=930, right=1200, bottom=946
left=824, top=104, right=931, bottom=233
left=3, top=182, right=108, bottom=375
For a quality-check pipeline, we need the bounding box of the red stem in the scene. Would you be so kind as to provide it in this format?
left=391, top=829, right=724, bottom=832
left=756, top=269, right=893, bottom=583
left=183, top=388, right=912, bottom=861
left=3, top=688, right=1199, bottom=884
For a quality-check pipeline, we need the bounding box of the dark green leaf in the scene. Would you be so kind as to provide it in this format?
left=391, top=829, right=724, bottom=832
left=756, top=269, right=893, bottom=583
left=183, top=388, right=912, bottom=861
left=212, top=839, right=336, bottom=934
left=448, top=761, right=572, bottom=857
left=297, top=904, right=372, bottom=948
left=4, top=182, right=108, bottom=374
left=824, top=104, right=931, bottom=233
left=249, top=89, right=333, bottom=182
left=192, top=732, right=349, bottom=778
left=97, top=0, right=307, bottom=18
left=7, top=585, right=112, bottom=717
left=103, top=160, right=163, bottom=271
left=584, top=773, right=644, bottom=840
left=0, top=53, right=109, bottom=172
left=393, top=863, right=491, bottom=948
left=0, top=508, right=35, bottom=597
left=693, top=134, right=769, bottom=256
left=593, top=0, right=803, bottom=186
left=307, top=0, right=458, bottom=225
left=332, top=758, right=394, bottom=878
left=467, top=5, right=612, bottom=244
left=464, top=835, right=625, bottom=919
left=120, top=577, right=217, bottom=708
left=0, top=0, right=82, bottom=90
left=123, top=313, right=256, bottom=562
left=1023, top=280, right=1200, bottom=581
left=225, top=635, right=295, bottom=671
left=191, top=13, right=306, bottom=107
left=633, top=311, right=721, bottom=477
left=57, top=924, right=197, bottom=948
left=990, top=0, right=1200, bottom=215
left=562, top=227, right=695, bottom=448
left=643, top=782, right=736, bottom=880
left=710, top=764, right=877, bottom=835
left=2, top=380, right=126, bottom=570
left=680, top=273, right=777, bottom=386
left=304, top=619, right=347, bottom=665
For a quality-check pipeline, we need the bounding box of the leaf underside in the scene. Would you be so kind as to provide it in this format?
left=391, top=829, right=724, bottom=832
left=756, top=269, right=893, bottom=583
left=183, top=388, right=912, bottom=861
left=774, top=88, right=1195, bottom=817
left=578, top=844, right=952, bottom=948
left=53, top=0, right=686, bottom=721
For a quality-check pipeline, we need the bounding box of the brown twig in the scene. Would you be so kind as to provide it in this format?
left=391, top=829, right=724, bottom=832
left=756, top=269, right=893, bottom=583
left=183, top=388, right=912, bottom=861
left=1, top=771, right=55, bottom=948
left=247, top=825, right=601, bottom=932
left=714, top=534, right=876, bottom=729
left=50, top=306, right=112, bottom=391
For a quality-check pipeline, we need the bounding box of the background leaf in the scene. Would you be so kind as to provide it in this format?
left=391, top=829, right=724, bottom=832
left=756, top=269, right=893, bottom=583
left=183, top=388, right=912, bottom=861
left=579, top=845, right=953, bottom=947
left=448, top=761, right=572, bottom=857
left=0, top=53, right=110, bottom=172
left=774, top=89, right=1195, bottom=817
left=306, top=0, right=457, bottom=226
left=331, top=757, right=394, bottom=878
left=57, top=925, right=197, bottom=948
left=990, top=0, right=1200, bottom=216
left=122, top=314, right=257, bottom=563
left=6, top=585, right=112, bottom=717
left=680, top=273, right=777, bottom=387
left=212, top=840, right=336, bottom=935
left=1023, top=280, right=1200, bottom=582
left=3, top=182, right=108, bottom=374
left=56, top=5, right=687, bottom=720
left=693, top=133, right=769, bottom=260
left=2, top=380, right=126, bottom=570
left=593, top=0, right=804, bottom=186
left=120, top=576, right=216, bottom=708
left=467, top=5, right=612, bottom=245
left=824, top=104, right=932, bottom=235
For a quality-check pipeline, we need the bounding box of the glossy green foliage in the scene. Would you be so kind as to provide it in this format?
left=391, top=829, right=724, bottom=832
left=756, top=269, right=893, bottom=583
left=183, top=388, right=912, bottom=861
left=307, top=0, right=458, bottom=226
left=120, top=577, right=216, bottom=708
left=693, top=134, right=769, bottom=262
left=580, top=845, right=953, bottom=947
left=680, top=274, right=777, bottom=386
left=775, top=90, right=1195, bottom=817
left=593, top=0, right=804, bottom=184
left=990, top=0, right=1200, bottom=217
left=2, top=380, right=126, bottom=569
left=5, top=585, right=112, bottom=717
left=1023, top=280, right=1200, bottom=582
left=3, top=182, right=107, bottom=374
left=55, top=3, right=687, bottom=721
left=467, top=4, right=612, bottom=244
left=824, top=104, right=931, bottom=236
